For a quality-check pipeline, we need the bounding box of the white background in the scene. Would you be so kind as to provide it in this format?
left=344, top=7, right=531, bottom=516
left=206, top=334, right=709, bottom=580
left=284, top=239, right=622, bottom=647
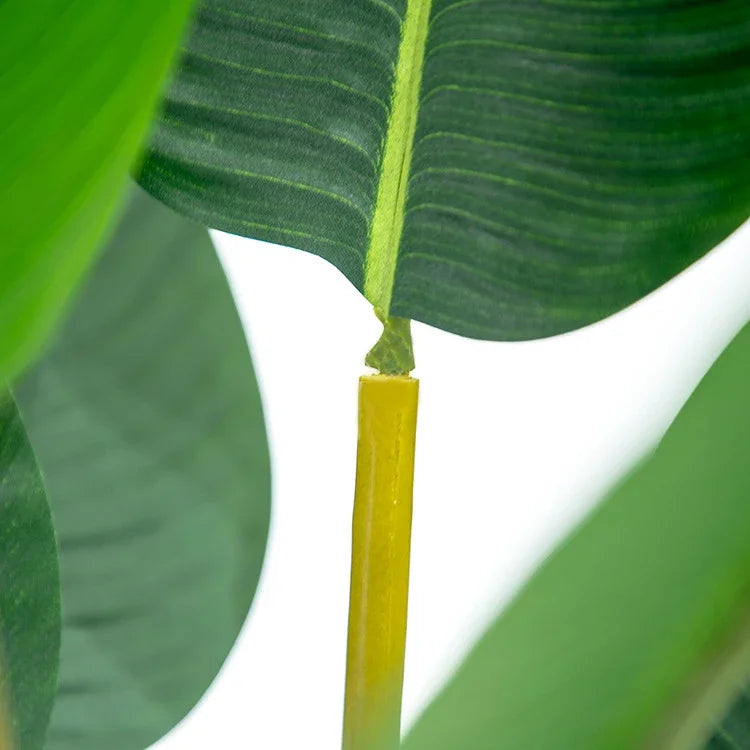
left=154, top=221, right=750, bottom=749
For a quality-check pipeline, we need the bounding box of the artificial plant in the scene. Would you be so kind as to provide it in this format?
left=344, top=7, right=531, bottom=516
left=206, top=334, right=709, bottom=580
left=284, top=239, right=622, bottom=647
left=1, top=0, right=749, bottom=749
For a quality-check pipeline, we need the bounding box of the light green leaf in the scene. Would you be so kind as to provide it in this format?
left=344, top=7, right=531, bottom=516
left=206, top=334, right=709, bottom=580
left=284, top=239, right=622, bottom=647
left=0, top=0, right=195, bottom=381
left=0, top=393, right=60, bottom=750
left=138, top=0, right=750, bottom=352
left=14, top=185, right=271, bottom=750
left=404, top=322, right=750, bottom=750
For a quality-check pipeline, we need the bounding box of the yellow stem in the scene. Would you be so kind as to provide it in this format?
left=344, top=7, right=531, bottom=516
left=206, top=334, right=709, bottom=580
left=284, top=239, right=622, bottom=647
left=343, top=374, right=419, bottom=750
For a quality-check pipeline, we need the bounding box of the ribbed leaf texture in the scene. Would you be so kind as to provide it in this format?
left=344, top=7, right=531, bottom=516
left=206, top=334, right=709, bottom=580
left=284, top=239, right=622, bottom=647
left=140, top=0, right=750, bottom=340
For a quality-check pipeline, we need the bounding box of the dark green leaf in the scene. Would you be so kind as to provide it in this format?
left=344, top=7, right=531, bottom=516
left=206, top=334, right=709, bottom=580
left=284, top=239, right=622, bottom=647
left=138, top=0, right=750, bottom=343
left=14, top=185, right=271, bottom=750
left=706, top=686, right=750, bottom=749
left=0, top=394, right=60, bottom=750
left=0, top=0, right=195, bottom=381
left=404, top=322, right=750, bottom=750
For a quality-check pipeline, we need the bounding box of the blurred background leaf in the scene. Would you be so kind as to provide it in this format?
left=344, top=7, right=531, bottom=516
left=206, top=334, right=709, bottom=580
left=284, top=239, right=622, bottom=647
left=404, top=322, right=750, bottom=750
left=707, top=686, right=749, bottom=749
left=0, top=394, right=60, bottom=750
left=0, top=0, right=195, bottom=381
left=13, top=185, right=271, bottom=750
left=139, top=0, right=750, bottom=340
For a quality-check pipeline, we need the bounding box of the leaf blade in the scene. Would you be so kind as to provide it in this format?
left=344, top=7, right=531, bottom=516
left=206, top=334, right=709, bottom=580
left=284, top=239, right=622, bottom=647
left=0, top=0, right=195, bottom=380
left=394, top=0, right=750, bottom=338
left=707, top=686, right=750, bottom=749
left=14, top=185, right=271, bottom=750
left=138, top=0, right=406, bottom=292
left=403, top=322, right=750, bottom=750
left=0, top=393, right=61, bottom=750
left=139, top=1, right=750, bottom=340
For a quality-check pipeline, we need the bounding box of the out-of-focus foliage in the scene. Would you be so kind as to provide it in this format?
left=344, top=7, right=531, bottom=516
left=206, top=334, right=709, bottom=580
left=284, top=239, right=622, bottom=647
left=707, top=686, right=750, bottom=749
left=0, top=0, right=194, bottom=381
left=406, top=322, right=750, bottom=750
left=0, top=394, right=60, bottom=750
left=11, top=186, right=271, bottom=749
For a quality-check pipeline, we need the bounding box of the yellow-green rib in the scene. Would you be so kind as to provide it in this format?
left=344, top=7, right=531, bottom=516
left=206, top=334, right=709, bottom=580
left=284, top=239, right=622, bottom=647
left=364, top=0, right=433, bottom=315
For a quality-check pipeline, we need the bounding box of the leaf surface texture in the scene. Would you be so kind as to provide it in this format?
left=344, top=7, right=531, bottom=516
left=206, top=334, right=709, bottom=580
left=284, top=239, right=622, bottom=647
left=140, top=0, right=750, bottom=338
left=14, top=186, right=271, bottom=750
left=0, top=394, right=60, bottom=750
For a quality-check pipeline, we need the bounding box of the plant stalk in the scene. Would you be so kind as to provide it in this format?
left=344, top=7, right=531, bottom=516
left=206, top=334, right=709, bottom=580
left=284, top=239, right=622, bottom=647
left=342, top=374, right=419, bottom=750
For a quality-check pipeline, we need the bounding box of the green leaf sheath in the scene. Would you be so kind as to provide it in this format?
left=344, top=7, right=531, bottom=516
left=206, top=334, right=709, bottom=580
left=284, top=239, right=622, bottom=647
left=14, top=186, right=272, bottom=750
left=0, top=0, right=194, bottom=381
left=139, top=0, right=750, bottom=341
left=0, top=394, right=60, bottom=750
left=403, top=322, right=750, bottom=750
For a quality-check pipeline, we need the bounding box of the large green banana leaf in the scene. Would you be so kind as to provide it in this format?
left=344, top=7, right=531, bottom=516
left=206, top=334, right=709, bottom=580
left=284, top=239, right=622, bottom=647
left=0, top=394, right=60, bottom=750
left=404, top=321, right=750, bottom=750
left=138, top=0, right=750, bottom=345
left=13, top=185, right=271, bottom=750
left=0, top=0, right=194, bottom=381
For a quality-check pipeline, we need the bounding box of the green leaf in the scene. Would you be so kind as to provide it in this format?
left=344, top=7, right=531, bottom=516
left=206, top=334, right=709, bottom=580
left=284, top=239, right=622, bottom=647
left=13, top=185, right=271, bottom=749
left=138, top=0, right=750, bottom=344
left=707, top=685, right=749, bottom=748
left=0, top=393, right=60, bottom=750
left=0, top=0, right=195, bottom=381
left=403, top=322, right=750, bottom=750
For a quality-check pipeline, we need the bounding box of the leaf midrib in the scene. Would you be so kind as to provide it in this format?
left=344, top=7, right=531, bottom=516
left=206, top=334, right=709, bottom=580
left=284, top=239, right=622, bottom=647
left=364, top=0, right=433, bottom=315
